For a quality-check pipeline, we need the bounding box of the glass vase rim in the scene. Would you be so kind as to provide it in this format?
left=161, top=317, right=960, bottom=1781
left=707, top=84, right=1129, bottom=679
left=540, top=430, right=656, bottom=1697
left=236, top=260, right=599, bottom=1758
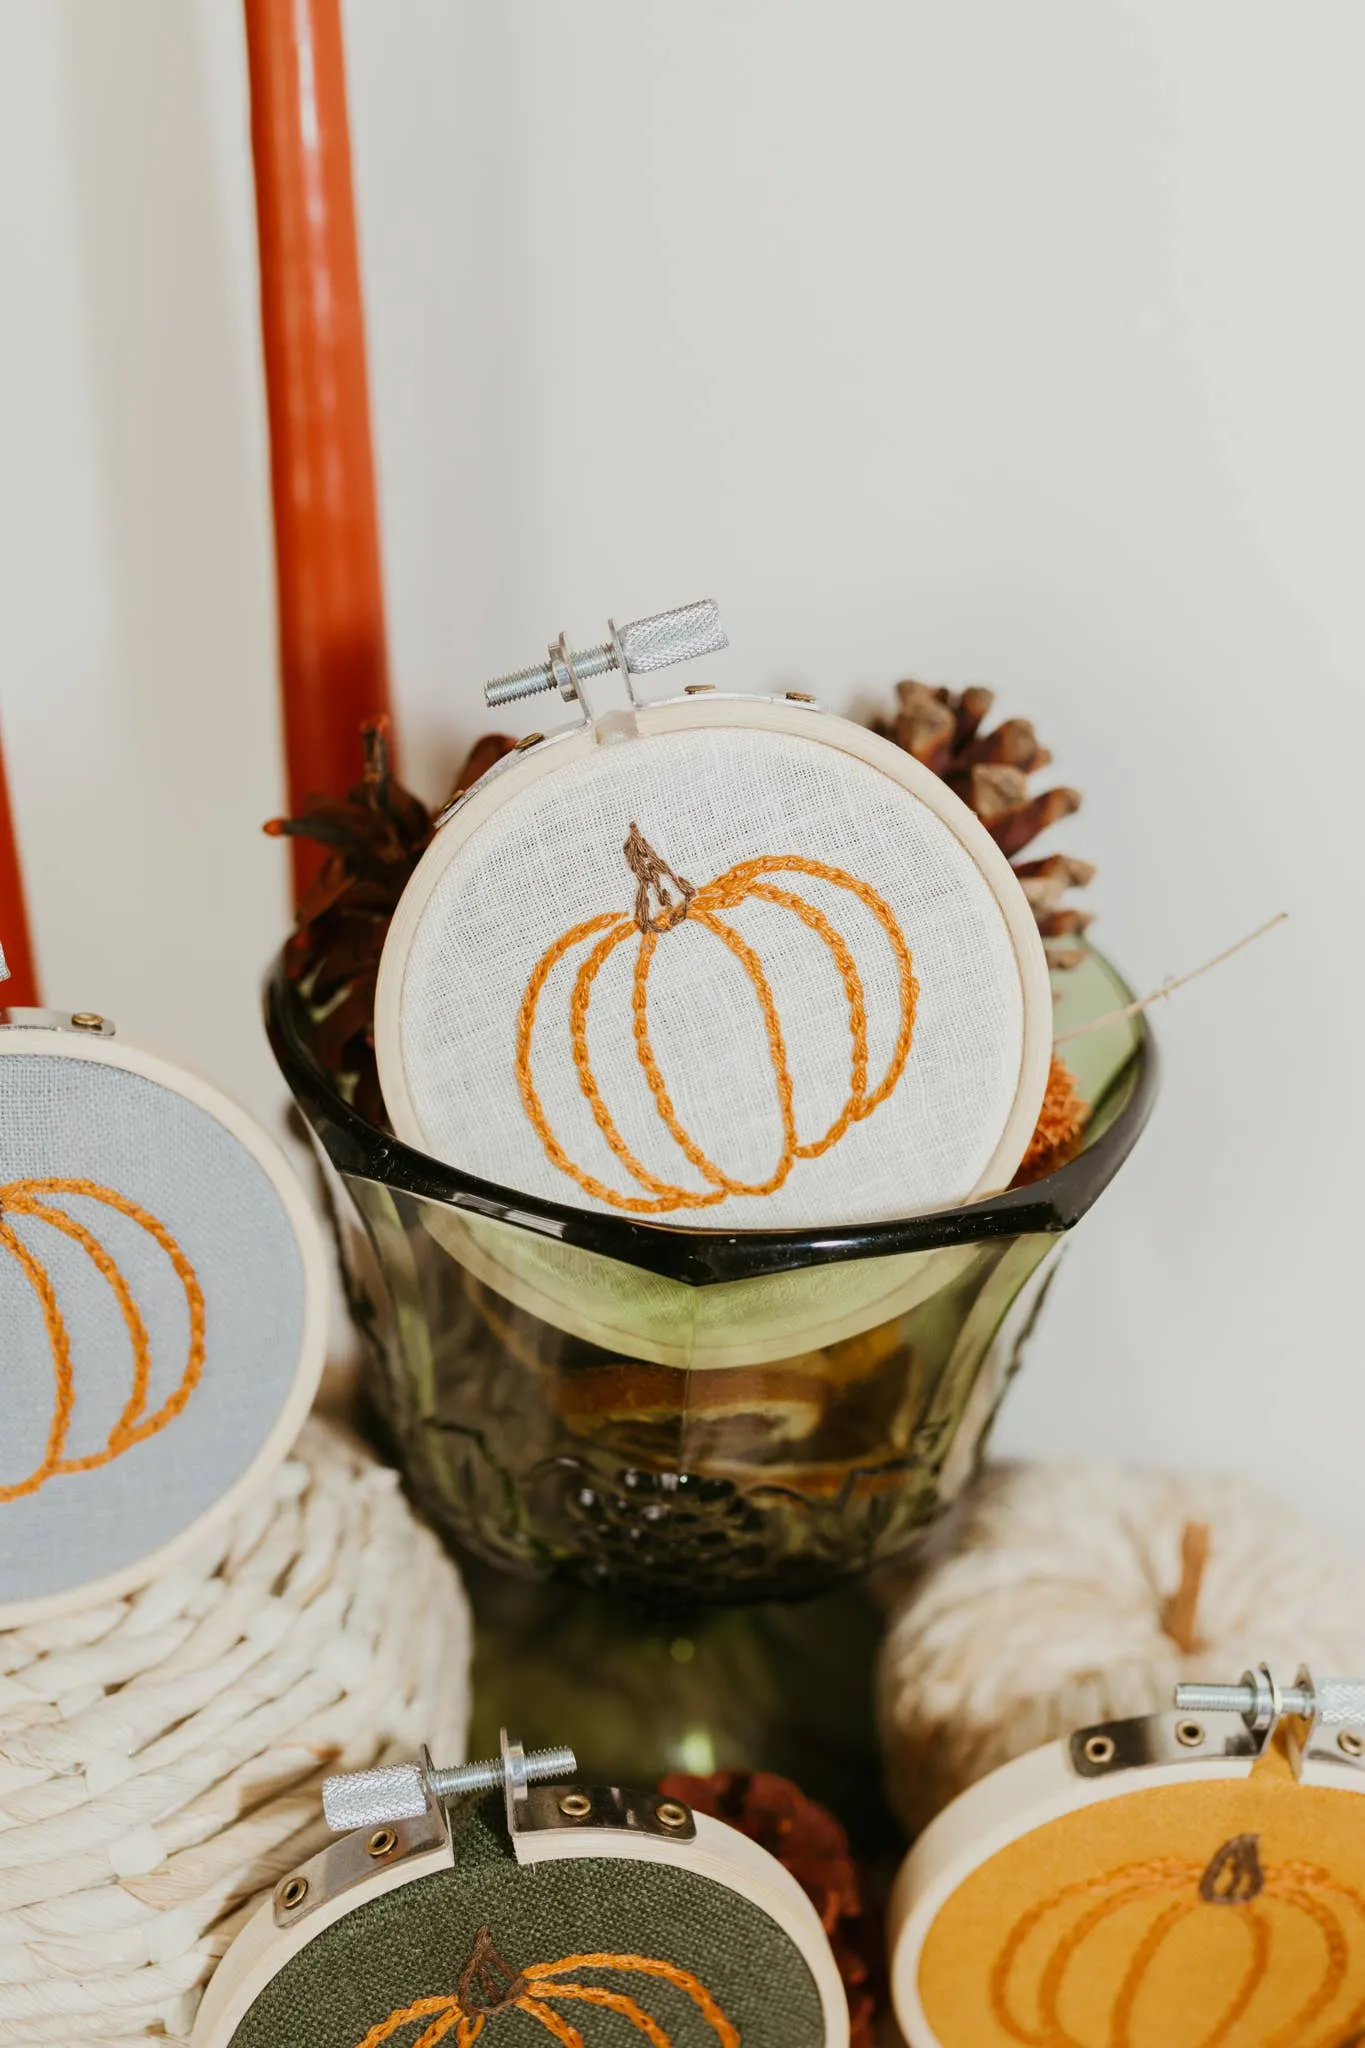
left=266, top=953, right=1156, bottom=1289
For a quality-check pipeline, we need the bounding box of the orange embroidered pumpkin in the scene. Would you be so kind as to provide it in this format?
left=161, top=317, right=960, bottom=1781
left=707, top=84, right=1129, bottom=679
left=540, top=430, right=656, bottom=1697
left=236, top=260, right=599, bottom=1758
left=932, top=1830, right=1365, bottom=2048
left=353, top=1928, right=738, bottom=2048
left=515, top=824, right=920, bottom=1216
left=0, top=1176, right=205, bottom=1503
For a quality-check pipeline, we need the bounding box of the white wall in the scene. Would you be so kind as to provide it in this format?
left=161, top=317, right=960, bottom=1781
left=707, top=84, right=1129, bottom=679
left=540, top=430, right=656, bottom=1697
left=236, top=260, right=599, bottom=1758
left=2, top=3, right=1362, bottom=1531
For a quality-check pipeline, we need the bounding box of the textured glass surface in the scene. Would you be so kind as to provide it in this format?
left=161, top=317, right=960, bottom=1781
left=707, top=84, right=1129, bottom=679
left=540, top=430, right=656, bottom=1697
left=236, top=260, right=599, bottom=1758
left=271, top=945, right=1153, bottom=1602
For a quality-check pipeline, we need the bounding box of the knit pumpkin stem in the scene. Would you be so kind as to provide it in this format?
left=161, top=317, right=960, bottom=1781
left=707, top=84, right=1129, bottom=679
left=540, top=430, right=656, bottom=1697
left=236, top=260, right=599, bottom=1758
left=623, top=823, right=696, bottom=934
left=1160, top=1520, right=1211, bottom=1657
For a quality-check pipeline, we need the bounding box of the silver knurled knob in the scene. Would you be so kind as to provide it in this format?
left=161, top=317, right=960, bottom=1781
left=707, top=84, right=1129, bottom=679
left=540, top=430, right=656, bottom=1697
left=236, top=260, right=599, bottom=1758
left=1174, top=1665, right=1365, bottom=1733
left=483, top=599, right=727, bottom=708
left=323, top=1730, right=577, bottom=1834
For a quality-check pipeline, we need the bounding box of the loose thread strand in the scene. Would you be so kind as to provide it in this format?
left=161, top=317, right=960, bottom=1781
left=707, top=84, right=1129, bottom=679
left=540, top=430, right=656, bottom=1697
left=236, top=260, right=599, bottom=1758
left=1054, top=913, right=1287, bottom=1045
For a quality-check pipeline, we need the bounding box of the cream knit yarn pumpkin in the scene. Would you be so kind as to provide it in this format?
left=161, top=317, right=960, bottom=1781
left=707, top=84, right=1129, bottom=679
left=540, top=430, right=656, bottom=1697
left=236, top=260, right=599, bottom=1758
left=0, top=1418, right=471, bottom=2047
left=876, top=1460, right=1365, bottom=1839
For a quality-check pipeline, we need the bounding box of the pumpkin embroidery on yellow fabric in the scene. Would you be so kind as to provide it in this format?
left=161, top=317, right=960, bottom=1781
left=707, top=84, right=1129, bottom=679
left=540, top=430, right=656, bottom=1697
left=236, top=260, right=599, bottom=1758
left=988, top=1832, right=1365, bottom=2048
left=515, top=824, right=920, bottom=1215
left=0, top=1177, right=206, bottom=1503
left=352, top=1927, right=739, bottom=2046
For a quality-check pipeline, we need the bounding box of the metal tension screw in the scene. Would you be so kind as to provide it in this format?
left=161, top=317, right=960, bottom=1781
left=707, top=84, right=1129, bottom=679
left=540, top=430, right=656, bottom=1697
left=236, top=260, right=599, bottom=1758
left=483, top=599, right=727, bottom=708
left=1174, top=1664, right=1365, bottom=1734
left=322, top=1729, right=577, bottom=1835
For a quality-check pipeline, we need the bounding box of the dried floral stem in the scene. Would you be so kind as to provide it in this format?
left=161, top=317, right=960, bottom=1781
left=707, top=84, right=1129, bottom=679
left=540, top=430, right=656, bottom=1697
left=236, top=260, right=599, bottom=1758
left=1054, top=913, right=1287, bottom=1045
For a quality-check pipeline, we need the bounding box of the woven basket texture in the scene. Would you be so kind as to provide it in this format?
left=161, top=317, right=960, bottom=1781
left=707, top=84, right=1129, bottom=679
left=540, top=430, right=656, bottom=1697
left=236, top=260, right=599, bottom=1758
left=0, top=1418, right=472, bottom=2046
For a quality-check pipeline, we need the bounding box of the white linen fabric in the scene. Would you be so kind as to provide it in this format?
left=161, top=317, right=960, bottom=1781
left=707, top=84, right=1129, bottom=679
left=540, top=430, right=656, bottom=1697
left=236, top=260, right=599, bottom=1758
left=394, top=724, right=1025, bottom=1228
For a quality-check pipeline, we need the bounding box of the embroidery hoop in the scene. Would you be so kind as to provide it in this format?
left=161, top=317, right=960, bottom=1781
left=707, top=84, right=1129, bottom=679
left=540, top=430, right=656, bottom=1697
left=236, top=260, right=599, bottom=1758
left=191, top=1763, right=849, bottom=2047
left=888, top=1667, right=1365, bottom=2047
left=0, top=1010, right=328, bottom=1627
left=376, top=649, right=1052, bottom=1240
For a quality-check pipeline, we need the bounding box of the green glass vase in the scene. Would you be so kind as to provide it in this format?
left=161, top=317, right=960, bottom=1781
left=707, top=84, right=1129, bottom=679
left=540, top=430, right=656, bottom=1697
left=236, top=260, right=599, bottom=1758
left=269, top=945, right=1152, bottom=1605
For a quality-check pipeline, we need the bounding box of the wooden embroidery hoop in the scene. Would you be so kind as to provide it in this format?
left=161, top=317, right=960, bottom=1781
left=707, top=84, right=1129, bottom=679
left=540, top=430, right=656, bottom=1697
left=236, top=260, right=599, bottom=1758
left=376, top=687, right=1053, bottom=1231
left=888, top=1666, right=1365, bottom=2047
left=0, top=1012, right=328, bottom=1628
left=191, top=1758, right=849, bottom=2047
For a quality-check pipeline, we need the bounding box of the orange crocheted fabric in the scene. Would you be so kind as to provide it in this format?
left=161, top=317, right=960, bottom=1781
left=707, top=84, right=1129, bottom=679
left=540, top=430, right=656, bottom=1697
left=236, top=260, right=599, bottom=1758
left=1014, top=1053, right=1089, bottom=1185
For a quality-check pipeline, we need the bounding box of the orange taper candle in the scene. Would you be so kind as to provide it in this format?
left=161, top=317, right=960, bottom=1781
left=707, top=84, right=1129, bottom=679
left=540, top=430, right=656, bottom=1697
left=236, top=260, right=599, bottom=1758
left=244, top=0, right=393, bottom=903
left=0, top=718, right=39, bottom=1007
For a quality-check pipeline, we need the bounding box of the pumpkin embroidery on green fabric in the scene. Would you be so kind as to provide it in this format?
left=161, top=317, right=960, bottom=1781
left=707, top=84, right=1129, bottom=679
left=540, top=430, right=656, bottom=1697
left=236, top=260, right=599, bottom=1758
left=351, top=1925, right=739, bottom=2046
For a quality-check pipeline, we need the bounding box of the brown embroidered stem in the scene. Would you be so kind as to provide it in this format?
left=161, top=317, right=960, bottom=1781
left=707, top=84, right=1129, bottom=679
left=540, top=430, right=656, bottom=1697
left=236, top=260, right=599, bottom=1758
left=458, top=1930, right=528, bottom=2017
left=623, top=823, right=696, bottom=934
left=1200, top=1834, right=1264, bottom=1905
left=1160, top=1519, right=1211, bottom=1657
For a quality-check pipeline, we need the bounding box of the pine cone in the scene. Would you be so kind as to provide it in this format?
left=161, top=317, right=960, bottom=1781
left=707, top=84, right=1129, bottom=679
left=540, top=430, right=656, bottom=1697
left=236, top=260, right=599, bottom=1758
left=657, top=1770, right=883, bottom=2048
left=267, top=723, right=516, bottom=1124
left=266, top=720, right=508, bottom=1126
left=872, top=680, right=1094, bottom=968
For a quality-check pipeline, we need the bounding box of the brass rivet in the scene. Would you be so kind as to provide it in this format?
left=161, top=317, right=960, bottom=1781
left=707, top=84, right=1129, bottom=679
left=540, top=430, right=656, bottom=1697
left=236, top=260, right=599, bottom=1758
left=785, top=691, right=817, bottom=704
left=1176, top=1720, right=1205, bottom=1749
left=1339, top=1729, right=1365, bottom=1759
left=278, top=1874, right=308, bottom=1909
left=558, top=1792, right=592, bottom=1818
left=366, top=1827, right=398, bottom=1858
left=70, top=1013, right=106, bottom=1031
left=1083, top=1734, right=1116, bottom=1767
left=655, top=1800, right=690, bottom=1829
left=514, top=732, right=544, bottom=751
left=684, top=684, right=716, bottom=694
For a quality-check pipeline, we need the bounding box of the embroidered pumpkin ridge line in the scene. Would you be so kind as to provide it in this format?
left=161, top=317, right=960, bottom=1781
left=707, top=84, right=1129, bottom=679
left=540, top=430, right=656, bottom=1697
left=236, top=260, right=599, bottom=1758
left=350, top=1939, right=739, bottom=2048
left=354, top=1996, right=454, bottom=2048
left=515, top=829, right=920, bottom=1214
left=0, top=1177, right=205, bottom=1503
left=580, top=908, right=798, bottom=1202
left=526, top=1951, right=741, bottom=2045
left=531, top=1984, right=671, bottom=2047
left=985, top=1843, right=1365, bottom=2048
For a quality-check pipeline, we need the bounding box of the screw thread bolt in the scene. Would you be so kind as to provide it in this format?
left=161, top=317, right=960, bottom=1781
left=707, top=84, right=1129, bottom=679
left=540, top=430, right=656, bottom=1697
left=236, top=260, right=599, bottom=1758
left=485, top=665, right=557, bottom=707
left=322, top=1735, right=579, bottom=1834
left=1174, top=1681, right=1313, bottom=1719
left=1173, top=1684, right=1256, bottom=1715
left=1173, top=1668, right=1365, bottom=1741
left=486, top=645, right=616, bottom=706
left=482, top=601, right=726, bottom=709
left=429, top=1744, right=577, bottom=1798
